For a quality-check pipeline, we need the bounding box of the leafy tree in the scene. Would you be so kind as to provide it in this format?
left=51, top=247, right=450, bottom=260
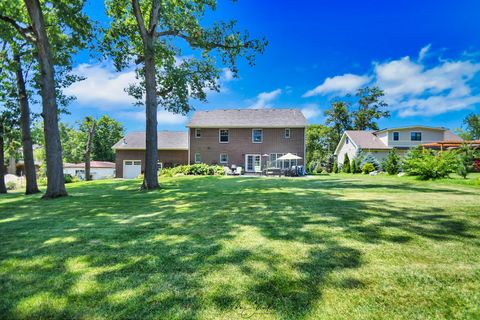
left=92, top=115, right=124, bottom=162
left=457, top=113, right=480, bottom=140
left=455, top=144, right=477, bottom=179
left=353, top=87, right=389, bottom=130
left=102, top=0, right=267, bottom=190
left=402, top=147, right=457, bottom=180
left=324, top=101, right=352, bottom=147
left=382, top=148, right=401, bottom=175
left=342, top=154, right=351, bottom=173
left=306, top=124, right=332, bottom=168
left=0, top=0, right=92, bottom=199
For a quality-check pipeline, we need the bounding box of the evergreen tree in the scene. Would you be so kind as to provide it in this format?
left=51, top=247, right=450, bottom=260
left=333, top=160, right=339, bottom=173
left=382, top=149, right=401, bottom=175
left=361, top=153, right=380, bottom=171
left=350, top=159, right=357, bottom=174
left=343, top=154, right=351, bottom=173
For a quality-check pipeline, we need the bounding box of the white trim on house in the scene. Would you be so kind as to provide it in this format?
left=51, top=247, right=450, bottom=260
left=220, top=153, right=228, bottom=164
left=334, top=132, right=359, bottom=155
left=219, top=129, right=229, bottom=143
left=123, top=160, right=142, bottom=179
left=194, top=153, right=201, bottom=163
left=245, top=154, right=261, bottom=172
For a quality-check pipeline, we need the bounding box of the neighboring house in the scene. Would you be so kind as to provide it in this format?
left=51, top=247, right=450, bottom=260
left=334, top=125, right=463, bottom=166
left=112, top=131, right=188, bottom=178
left=63, top=161, right=116, bottom=180
left=187, top=109, right=307, bottom=173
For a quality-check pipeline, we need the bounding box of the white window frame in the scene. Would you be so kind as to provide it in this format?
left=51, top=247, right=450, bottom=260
left=284, top=128, right=291, bottom=139
left=252, top=129, right=263, bottom=143
left=393, top=131, right=400, bottom=141
left=219, top=129, right=229, bottom=143
left=157, top=161, right=163, bottom=171
left=195, top=128, right=201, bottom=138
left=220, top=153, right=228, bottom=164
left=410, top=131, right=422, bottom=141
left=194, top=153, right=201, bottom=163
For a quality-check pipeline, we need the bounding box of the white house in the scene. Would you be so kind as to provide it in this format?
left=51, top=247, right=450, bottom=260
left=334, top=125, right=462, bottom=166
left=63, top=161, right=116, bottom=180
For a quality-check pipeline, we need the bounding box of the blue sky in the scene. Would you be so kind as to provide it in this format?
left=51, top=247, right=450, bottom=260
left=62, top=0, right=480, bottom=133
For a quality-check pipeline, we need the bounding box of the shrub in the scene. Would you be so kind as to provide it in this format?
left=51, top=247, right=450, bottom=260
left=342, top=154, right=350, bottom=173
left=361, top=153, right=380, bottom=171
left=454, top=144, right=477, bottom=178
left=402, top=147, right=457, bottom=180
left=382, top=149, right=401, bottom=175
left=350, top=159, right=357, bottom=174
left=362, top=163, right=375, bottom=174
left=64, top=174, right=73, bottom=183
left=6, top=181, right=16, bottom=190
left=159, top=164, right=224, bottom=177
left=332, top=160, right=338, bottom=173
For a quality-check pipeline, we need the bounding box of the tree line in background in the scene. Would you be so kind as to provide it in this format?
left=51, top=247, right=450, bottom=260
left=0, top=0, right=266, bottom=198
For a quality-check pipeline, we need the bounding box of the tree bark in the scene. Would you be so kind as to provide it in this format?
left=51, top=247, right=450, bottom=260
left=24, top=0, right=67, bottom=199
left=0, top=125, right=6, bottom=194
left=14, top=52, right=40, bottom=195
left=142, top=38, right=159, bottom=190
left=84, top=121, right=96, bottom=181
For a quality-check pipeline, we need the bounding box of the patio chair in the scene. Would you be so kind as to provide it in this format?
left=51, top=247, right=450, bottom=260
left=235, top=166, right=243, bottom=175
left=223, top=166, right=233, bottom=175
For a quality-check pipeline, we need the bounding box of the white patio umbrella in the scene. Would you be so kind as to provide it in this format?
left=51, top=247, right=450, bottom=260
left=276, top=153, right=302, bottom=160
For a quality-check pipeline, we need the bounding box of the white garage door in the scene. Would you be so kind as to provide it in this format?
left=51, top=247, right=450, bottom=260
left=123, top=160, right=142, bottom=179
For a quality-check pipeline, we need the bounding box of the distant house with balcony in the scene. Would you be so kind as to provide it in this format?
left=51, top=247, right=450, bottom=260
left=334, top=125, right=463, bottom=166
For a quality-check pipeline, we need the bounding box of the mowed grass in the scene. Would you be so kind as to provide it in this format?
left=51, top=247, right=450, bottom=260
left=1, top=175, right=479, bottom=320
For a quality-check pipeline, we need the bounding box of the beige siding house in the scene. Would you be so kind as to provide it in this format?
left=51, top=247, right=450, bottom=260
left=187, top=109, right=307, bottom=173
left=334, top=126, right=462, bottom=166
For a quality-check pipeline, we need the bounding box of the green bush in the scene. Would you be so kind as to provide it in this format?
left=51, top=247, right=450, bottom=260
left=350, top=159, right=357, bottom=174
left=382, top=149, right=401, bottom=175
left=332, top=160, right=339, bottom=173
left=6, top=181, right=16, bottom=190
left=402, top=147, right=457, bottom=180
left=362, top=163, right=375, bottom=174
left=64, top=174, right=73, bottom=183
left=159, top=164, right=224, bottom=177
left=342, top=154, right=351, bottom=173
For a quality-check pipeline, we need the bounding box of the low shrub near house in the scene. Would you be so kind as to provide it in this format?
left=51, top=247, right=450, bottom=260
left=362, top=163, right=375, bottom=174
left=402, top=147, right=457, bottom=180
left=382, top=149, right=401, bottom=175
left=159, top=164, right=224, bottom=177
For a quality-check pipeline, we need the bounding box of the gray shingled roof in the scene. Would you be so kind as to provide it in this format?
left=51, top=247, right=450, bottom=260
left=186, top=109, right=307, bottom=128
left=345, top=131, right=390, bottom=149
left=112, top=131, right=188, bottom=150
left=444, top=130, right=463, bottom=141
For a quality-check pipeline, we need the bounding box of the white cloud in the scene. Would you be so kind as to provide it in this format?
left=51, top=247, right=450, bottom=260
left=418, top=44, right=431, bottom=62
left=303, top=74, right=370, bottom=97
left=248, top=89, right=282, bottom=109
left=65, top=63, right=137, bottom=108
left=304, top=46, right=480, bottom=117
left=118, top=109, right=188, bottom=125
left=301, top=103, right=321, bottom=120
left=221, top=68, right=235, bottom=82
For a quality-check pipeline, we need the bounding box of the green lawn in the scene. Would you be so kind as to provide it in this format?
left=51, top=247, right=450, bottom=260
left=1, top=175, right=479, bottom=319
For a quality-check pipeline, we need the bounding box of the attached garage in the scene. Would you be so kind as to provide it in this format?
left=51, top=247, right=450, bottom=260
left=123, top=160, right=142, bottom=179
left=112, top=131, right=189, bottom=178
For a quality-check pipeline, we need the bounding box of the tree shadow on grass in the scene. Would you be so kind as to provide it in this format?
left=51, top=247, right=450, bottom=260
left=0, top=176, right=478, bottom=319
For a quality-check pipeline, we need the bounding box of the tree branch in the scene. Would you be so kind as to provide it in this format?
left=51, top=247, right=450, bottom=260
left=131, top=0, right=148, bottom=42
left=0, top=15, right=36, bottom=43
left=148, top=0, right=161, bottom=35
left=156, top=30, right=249, bottom=50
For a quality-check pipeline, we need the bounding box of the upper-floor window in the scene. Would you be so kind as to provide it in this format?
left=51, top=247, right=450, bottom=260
left=195, top=153, right=201, bottom=163
left=285, top=128, right=291, bottom=139
left=252, top=129, right=263, bottom=143
left=220, top=153, right=228, bottom=164
left=411, top=132, right=422, bottom=141
left=195, top=129, right=201, bottom=138
left=219, top=129, right=229, bottom=143
left=393, top=132, right=399, bottom=141
left=346, top=137, right=349, bottom=144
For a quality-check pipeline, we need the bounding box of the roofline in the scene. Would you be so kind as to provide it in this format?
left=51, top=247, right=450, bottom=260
left=334, top=132, right=359, bottom=155
left=185, top=125, right=307, bottom=128
left=374, top=125, right=447, bottom=134
left=112, top=147, right=189, bottom=151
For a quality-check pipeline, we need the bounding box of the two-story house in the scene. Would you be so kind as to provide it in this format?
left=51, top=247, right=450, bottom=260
left=334, top=125, right=462, bottom=166
left=112, top=108, right=307, bottom=178
left=187, top=109, right=307, bottom=172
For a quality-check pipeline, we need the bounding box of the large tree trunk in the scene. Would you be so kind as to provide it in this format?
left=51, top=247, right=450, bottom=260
left=25, top=0, right=67, bottom=199
left=142, top=38, right=159, bottom=190
left=14, top=52, right=40, bottom=195
left=84, top=121, right=96, bottom=181
left=0, top=125, right=6, bottom=194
